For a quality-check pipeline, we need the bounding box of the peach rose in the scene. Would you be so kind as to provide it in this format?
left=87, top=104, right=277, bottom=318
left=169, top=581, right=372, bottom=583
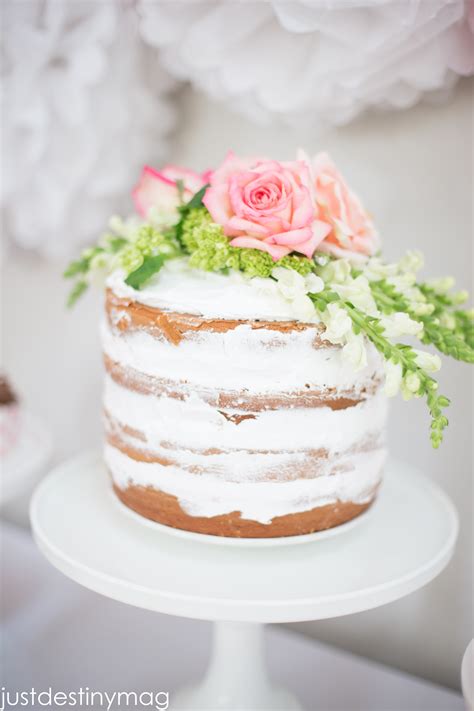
left=133, top=164, right=210, bottom=220
left=309, top=152, right=378, bottom=259
left=203, top=151, right=331, bottom=260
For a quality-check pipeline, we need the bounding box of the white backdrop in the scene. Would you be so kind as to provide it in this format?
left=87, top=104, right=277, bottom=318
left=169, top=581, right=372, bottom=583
left=2, top=78, right=472, bottom=691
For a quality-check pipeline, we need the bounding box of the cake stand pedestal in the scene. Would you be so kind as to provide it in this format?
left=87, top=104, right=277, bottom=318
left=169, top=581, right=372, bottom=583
left=30, top=453, right=458, bottom=711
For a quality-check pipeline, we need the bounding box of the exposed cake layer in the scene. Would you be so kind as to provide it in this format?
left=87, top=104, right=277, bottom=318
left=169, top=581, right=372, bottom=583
left=106, top=443, right=383, bottom=524
left=103, top=294, right=383, bottom=395
left=104, top=354, right=372, bottom=411
left=103, top=373, right=387, bottom=455
left=106, top=411, right=382, bottom=481
left=113, top=482, right=376, bottom=538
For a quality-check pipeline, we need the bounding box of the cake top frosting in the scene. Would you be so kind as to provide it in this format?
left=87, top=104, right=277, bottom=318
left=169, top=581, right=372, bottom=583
left=107, top=259, right=323, bottom=322
left=65, top=148, right=473, bottom=446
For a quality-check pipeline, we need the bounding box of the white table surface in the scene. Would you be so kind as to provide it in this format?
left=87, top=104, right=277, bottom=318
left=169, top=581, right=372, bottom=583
left=1, top=522, right=463, bottom=711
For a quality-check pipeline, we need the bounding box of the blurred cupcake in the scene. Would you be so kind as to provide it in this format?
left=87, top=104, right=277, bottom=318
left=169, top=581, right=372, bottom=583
left=0, top=375, right=21, bottom=456
left=0, top=374, right=52, bottom=517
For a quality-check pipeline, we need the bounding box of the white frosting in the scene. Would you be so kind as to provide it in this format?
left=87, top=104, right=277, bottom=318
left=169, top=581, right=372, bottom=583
left=103, top=375, right=387, bottom=454
left=105, top=443, right=385, bottom=524
left=104, top=264, right=388, bottom=524
left=101, top=320, right=383, bottom=393
left=106, top=261, right=316, bottom=321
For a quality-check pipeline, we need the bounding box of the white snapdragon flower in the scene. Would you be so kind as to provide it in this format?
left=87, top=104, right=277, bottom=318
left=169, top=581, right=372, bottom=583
left=304, top=273, right=324, bottom=294
left=404, top=372, right=421, bottom=393
left=321, top=303, right=353, bottom=344
left=270, top=267, right=323, bottom=322
left=387, top=272, right=417, bottom=291
left=401, top=372, right=422, bottom=400
left=413, top=349, right=442, bottom=373
left=453, top=290, right=469, bottom=305
left=89, top=252, right=109, bottom=272
left=380, top=312, right=423, bottom=338
left=384, top=359, right=403, bottom=397
left=313, top=253, right=330, bottom=267
left=272, top=266, right=306, bottom=300
left=410, top=301, right=435, bottom=316
left=318, top=259, right=351, bottom=285
left=292, top=293, right=319, bottom=321
left=147, top=204, right=181, bottom=228
left=333, top=275, right=378, bottom=316
left=398, top=250, right=424, bottom=274
left=364, top=257, right=398, bottom=282
left=439, top=312, right=456, bottom=330
left=342, top=332, right=367, bottom=371
left=428, top=276, right=455, bottom=294
left=107, top=215, right=143, bottom=241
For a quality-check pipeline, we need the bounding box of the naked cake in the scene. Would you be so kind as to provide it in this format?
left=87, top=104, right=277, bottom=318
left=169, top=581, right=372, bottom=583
left=65, top=150, right=473, bottom=537
left=102, top=265, right=387, bottom=537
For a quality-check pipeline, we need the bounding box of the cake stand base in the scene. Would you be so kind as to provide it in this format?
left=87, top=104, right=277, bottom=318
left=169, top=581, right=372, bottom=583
left=173, top=622, right=301, bottom=710
left=30, top=453, right=459, bottom=711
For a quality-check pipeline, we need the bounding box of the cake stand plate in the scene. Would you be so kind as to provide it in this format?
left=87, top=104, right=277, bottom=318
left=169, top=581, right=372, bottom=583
left=30, top=452, right=458, bottom=711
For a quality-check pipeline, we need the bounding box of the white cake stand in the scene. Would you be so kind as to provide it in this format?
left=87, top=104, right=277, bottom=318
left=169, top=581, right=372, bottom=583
left=30, top=452, right=458, bottom=711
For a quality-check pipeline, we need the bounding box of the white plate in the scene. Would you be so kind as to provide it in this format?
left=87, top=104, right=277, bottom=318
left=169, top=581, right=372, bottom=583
left=111, top=489, right=374, bottom=547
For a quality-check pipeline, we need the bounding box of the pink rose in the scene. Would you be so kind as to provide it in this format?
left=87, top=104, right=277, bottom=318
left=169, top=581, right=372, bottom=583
left=133, top=164, right=210, bottom=220
left=310, top=152, right=378, bottom=259
left=203, top=151, right=331, bottom=260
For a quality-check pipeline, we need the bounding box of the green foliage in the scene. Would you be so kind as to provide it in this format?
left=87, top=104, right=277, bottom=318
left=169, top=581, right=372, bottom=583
left=63, top=256, right=90, bottom=278
left=64, top=246, right=108, bottom=305
left=67, top=280, right=88, bottom=308
left=279, top=254, right=313, bottom=275
left=64, top=223, right=181, bottom=304
left=310, top=288, right=451, bottom=448
left=369, top=278, right=474, bottom=364
left=175, top=184, right=209, bottom=247
left=125, top=255, right=166, bottom=290
left=181, top=207, right=312, bottom=278
left=63, top=184, right=471, bottom=450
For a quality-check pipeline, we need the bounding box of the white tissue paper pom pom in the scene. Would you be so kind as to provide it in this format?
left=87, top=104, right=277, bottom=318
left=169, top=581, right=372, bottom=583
left=1, top=2, right=177, bottom=257
left=138, top=0, right=473, bottom=128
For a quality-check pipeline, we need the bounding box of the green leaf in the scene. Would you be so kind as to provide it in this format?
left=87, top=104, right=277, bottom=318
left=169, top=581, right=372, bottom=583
left=175, top=186, right=210, bottom=249
left=125, top=254, right=166, bottom=290
left=67, top=280, right=88, bottom=308
left=176, top=179, right=185, bottom=202
left=63, top=258, right=89, bottom=278
left=186, top=184, right=209, bottom=210
left=108, top=237, right=128, bottom=253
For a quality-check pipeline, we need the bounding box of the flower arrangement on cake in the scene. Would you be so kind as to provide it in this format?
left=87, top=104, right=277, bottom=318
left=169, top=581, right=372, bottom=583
left=66, top=151, right=473, bottom=447
left=65, top=150, right=473, bottom=537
